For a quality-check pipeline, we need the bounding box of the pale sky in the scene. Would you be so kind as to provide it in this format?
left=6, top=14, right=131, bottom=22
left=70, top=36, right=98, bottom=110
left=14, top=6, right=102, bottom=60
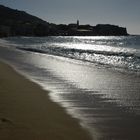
left=0, top=0, right=140, bottom=34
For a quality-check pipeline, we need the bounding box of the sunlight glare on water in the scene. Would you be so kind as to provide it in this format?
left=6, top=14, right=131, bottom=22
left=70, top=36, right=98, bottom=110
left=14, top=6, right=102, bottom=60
left=0, top=36, right=140, bottom=140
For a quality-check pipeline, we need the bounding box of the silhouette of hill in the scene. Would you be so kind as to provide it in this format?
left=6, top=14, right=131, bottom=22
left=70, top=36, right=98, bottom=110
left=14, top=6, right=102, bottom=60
left=0, top=5, right=57, bottom=37
left=0, top=5, right=47, bottom=24
left=0, top=5, right=128, bottom=37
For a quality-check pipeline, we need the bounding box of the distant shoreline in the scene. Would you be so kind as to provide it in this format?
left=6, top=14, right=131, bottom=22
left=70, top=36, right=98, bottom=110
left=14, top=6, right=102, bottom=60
left=0, top=4, right=128, bottom=37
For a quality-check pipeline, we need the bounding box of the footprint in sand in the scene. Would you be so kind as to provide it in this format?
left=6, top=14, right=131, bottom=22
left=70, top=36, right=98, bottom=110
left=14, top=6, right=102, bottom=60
left=0, top=118, right=13, bottom=125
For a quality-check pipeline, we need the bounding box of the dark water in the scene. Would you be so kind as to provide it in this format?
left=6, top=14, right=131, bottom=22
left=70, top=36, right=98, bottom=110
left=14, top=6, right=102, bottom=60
left=0, top=36, right=140, bottom=140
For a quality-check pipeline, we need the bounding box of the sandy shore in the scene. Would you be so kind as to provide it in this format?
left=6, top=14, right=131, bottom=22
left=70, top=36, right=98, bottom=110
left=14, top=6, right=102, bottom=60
left=0, top=61, right=91, bottom=140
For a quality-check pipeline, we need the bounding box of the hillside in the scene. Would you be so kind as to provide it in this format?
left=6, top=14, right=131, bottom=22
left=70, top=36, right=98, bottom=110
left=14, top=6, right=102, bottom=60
left=0, top=5, right=128, bottom=37
left=0, top=5, right=57, bottom=37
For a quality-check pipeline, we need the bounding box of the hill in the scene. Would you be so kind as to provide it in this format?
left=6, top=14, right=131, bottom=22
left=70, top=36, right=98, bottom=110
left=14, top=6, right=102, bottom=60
left=0, top=5, right=57, bottom=37
left=0, top=5, right=128, bottom=37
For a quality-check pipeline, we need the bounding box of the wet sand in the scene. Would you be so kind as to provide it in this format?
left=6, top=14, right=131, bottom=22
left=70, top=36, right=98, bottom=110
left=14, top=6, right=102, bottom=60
left=0, top=61, right=91, bottom=140
left=0, top=44, right=140, bottom=140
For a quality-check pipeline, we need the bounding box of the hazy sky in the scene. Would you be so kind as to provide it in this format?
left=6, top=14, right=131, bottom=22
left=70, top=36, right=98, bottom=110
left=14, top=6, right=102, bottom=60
left=0, top=0, right=140, bottom=34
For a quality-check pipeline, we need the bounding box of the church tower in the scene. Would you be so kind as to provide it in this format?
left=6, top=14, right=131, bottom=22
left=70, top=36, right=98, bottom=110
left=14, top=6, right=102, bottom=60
left=77, top=20, right=79, bottom=28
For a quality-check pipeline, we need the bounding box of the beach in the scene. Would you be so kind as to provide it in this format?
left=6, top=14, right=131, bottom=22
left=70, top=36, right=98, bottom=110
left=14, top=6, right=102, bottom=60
left=0, top=36, right=140, bottom=140
left=0, top=60, right=91, bottom=140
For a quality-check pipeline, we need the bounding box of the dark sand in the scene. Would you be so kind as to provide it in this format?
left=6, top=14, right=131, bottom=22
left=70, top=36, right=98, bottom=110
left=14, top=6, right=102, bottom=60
left=0, top=61, right=92, bottom=140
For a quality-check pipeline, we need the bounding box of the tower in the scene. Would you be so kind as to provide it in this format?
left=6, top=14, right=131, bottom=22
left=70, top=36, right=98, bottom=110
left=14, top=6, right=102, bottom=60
left=77, top=20, right=79, bottom=28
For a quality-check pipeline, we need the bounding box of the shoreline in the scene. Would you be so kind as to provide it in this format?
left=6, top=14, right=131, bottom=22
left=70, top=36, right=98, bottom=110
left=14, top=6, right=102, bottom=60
left=0, top=60, right=92, bottom=140
left=0, top=37, right=140, bottom=140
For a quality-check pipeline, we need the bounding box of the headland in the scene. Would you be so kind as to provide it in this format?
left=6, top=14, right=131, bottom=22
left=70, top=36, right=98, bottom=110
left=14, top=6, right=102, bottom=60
left=0, top=5, right=128, bottom=37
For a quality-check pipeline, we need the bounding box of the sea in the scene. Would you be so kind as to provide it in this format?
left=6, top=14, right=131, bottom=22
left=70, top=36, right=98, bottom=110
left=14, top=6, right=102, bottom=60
left=0, top=36, right=140, bottom=140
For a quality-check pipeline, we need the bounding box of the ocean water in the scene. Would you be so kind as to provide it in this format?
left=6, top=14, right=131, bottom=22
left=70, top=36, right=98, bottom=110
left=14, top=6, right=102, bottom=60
left=2, top=35, right=140, bottom=72
left=0, top=36, right=140, bottom=140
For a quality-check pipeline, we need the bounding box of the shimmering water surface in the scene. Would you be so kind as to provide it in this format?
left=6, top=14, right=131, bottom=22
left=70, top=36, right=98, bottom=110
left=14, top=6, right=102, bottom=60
left=0, top=36, right=140, bottom=140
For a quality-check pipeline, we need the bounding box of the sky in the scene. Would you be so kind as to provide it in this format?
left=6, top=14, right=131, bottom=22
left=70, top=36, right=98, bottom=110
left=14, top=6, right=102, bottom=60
left=0, top=0, right=140, bottom=34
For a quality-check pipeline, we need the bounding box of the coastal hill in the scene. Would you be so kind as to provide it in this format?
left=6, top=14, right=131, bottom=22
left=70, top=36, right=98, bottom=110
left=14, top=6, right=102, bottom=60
left=0, top=5, right=57, bottom=37
left=0, top=5, right=128, bottom=37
